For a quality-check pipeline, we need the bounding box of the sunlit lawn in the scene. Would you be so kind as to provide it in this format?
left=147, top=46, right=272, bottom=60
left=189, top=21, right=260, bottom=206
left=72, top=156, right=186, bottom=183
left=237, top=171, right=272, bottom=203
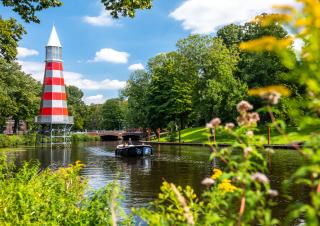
left=158, top=126, right=319, bottom=145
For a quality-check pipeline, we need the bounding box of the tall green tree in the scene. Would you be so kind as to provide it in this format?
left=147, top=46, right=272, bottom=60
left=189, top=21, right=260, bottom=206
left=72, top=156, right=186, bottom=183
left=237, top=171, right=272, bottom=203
left=216, top=14, right=291, bottom=88
left=83, top=104, right=104, bottom=130
left=101, top=98, right=126, bottom=130
left=66, top=86, right=87, bottom=131
left=177, top=35, right=244, bottom=123
left=121, top=70, right=150, bottom=128
left=146, top=52, right=196, bottom=132
left=0, top=58, right=41, bottom=131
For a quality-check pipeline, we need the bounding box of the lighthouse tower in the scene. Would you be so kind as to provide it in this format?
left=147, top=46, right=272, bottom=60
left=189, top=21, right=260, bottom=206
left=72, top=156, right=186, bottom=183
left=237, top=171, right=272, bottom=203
left=35, top=26, right=73, bottom=145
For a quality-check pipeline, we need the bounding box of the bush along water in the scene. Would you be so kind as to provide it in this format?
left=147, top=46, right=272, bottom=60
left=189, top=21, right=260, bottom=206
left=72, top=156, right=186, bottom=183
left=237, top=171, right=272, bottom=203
left=71, top=133, right=101, bottom=142
left=0, top=157, right=131, bottom=225
left=0, top=133, right=36, bottom=148
left=0, top=133, right=100, bottom=148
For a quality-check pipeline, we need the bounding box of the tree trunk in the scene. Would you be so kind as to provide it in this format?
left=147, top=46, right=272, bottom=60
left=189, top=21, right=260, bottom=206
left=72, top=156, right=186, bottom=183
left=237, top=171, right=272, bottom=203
left=179, top=117, right=182, bottom=143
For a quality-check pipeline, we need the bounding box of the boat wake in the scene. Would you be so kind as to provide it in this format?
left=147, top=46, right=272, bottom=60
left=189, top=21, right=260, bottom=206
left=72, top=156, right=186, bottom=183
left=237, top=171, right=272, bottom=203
left=85, top=147, right=114, bottom=157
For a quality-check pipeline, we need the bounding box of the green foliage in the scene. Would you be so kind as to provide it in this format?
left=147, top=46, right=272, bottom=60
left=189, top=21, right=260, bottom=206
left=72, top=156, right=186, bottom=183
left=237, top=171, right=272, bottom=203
left=0, top=58, right=41, bottom=130
left=135, top=182, right=201, bottom=225
left=147, top=52, right=196, bottom=130
left=0, top=157, right=131, bottom=225
left=1, top=0, right=62, bottom=23
left=101, top=98, right=126, bottom=130
left=0, top=134, right=36, bottom=148
left=0, top=17, right=25, bottom=61
left=101, top=0, right=152, bottom=18
left=121, top=70, right=150, bottom=128
left=66, top=85, right=87, bottom=130
left=83, top=104, right=104, bottom=130
left=176, top=36, right=244, bottom=123
left=71, top=133, right=100, bottom=142
left=166, top=121, right=177, bottom=142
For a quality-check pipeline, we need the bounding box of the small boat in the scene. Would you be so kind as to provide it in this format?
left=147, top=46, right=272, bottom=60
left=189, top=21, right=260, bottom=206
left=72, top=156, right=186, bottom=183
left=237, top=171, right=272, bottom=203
left=115, top=144, right=153, bottom=157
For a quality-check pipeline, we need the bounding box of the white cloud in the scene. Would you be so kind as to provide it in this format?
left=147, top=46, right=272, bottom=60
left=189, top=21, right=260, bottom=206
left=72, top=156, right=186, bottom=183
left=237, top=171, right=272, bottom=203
left=17, top=60, right=126, bottom=90
left=17, top=47, right=39, bottom=58
left=128, top=63, right=145, bottom=71
left=170, top=0, right=296, bottom=34
left=90, top=48, right=129, bottom=64
left=17, top=60, right=43, bottom=81
left=83, top=10, right=115, bottom=26
left=83, top=94, right=107, bottom=105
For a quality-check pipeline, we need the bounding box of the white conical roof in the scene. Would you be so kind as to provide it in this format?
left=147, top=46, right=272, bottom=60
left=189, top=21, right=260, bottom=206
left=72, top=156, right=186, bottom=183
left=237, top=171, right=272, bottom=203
left=47, top=25, right=62, bottom=47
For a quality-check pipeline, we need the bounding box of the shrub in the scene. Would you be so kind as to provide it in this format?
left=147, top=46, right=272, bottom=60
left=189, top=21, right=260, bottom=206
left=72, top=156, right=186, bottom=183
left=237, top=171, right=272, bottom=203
left=0, top=134, right=36, bottom=148
left=71, top=133, right=101, bottom=142
left=0, top=157, right=131, bottom=225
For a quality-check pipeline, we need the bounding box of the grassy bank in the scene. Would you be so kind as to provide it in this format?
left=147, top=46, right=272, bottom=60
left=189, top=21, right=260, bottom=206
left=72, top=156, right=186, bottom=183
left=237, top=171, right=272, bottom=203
left=159, top=126, right=319, bottom=145
left=0, top=133, right=100, bottom=148
left=71, top=133, right=100, bottom=142
left=0, top=133, right=36, bottom=148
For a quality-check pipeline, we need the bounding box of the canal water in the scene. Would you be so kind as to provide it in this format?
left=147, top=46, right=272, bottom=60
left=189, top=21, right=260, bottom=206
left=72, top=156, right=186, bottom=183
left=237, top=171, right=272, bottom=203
left=2, top=141, right=306, bottom=224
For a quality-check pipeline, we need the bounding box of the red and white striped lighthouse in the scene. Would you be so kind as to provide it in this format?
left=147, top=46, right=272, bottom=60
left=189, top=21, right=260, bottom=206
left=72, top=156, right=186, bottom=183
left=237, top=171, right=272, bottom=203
left=35, top=26, right=73, bottom=145
left=36, top=25, right=73, bottom=125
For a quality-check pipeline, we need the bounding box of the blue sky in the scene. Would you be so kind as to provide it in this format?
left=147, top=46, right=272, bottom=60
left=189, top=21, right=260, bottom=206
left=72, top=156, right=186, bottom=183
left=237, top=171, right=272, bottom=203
left=0, top=0, right=296, bottom=104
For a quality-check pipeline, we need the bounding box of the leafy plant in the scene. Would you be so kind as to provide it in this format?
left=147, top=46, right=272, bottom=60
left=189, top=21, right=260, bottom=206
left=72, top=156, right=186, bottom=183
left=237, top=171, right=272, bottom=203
left=0, top=156, right=131, bottom=225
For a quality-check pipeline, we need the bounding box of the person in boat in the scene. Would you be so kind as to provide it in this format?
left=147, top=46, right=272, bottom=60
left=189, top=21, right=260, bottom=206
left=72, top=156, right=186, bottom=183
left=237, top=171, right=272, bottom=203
left=128, top=138, right=133, bottom=145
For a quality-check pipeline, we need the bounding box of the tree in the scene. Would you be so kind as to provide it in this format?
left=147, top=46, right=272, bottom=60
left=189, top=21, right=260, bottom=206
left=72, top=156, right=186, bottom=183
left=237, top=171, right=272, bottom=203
left=66, top=86, right=87, bottom=131
left=216, top=14, right=291, bottom=88
left=216, top=15, right=300, bottom=124
left=101, top=98, right=126, bottom=130
left=1, top=0, right=62, bottom=23
left=0, top=58, right=41, bottom=131
left=101, top=0, right=152, bottom=18
left=0, top=17, right=25, bottom=61
left=177, top=35, right=243, bottom=123
left=83, top=104, right=104, bottom=130
left=121, top=70, right=150, bottom=128
left=146, top=52, right=196, bottom=135
left=217, top=24, right=243, bottom=48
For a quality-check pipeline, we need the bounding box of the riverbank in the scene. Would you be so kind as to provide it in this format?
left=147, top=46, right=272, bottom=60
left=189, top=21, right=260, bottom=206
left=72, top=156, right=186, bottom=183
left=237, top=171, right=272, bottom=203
left=156, top=126, right=318, bottom=145
left=142, top=141, right=303, bottom=150
left=0, top=134, right=36, bottom=148
left=0, top=133, right=100, bottom=148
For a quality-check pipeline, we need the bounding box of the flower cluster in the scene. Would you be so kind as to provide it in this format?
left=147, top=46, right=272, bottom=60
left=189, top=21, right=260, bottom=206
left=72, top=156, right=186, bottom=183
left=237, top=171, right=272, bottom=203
left=218, top=179, right=238, bottom=193
left=236, top=101, right=260, bottom=126
left=206, top=117, right=221, bottom=128
left=201, top=177, right=215, bottom=187
left=251, top=172, right=270, bottom=184
left=211, top=169, right=222, bottom=180
left=224, top=122, right=235, bottom=130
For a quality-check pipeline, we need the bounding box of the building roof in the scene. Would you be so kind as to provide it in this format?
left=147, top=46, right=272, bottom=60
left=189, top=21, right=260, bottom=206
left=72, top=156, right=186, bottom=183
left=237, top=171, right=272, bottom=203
left=47, top=25, right=62, bottom=47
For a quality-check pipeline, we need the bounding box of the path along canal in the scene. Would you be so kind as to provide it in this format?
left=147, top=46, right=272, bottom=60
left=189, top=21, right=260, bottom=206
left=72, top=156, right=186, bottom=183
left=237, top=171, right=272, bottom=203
left=2, top=141, right=307, bottom=223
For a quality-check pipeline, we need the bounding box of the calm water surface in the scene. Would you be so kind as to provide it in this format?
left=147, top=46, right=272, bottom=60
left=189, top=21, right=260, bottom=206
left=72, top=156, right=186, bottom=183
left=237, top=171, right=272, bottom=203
left=2, top=141, right=306, bottom=224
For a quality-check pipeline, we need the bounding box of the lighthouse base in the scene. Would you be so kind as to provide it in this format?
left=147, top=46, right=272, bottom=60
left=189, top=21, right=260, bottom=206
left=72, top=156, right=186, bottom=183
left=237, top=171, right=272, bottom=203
left=36, top=124, right=72, bottom=146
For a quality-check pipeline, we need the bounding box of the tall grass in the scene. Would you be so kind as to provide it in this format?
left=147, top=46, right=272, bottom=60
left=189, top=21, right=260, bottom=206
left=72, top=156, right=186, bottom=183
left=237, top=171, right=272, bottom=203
left=0, top=133, right=36, bottom=148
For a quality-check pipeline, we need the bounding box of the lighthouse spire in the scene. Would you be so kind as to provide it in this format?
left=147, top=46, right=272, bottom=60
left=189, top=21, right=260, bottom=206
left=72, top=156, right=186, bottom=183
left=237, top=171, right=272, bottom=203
left=47, top=25, right=62, bottom=47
